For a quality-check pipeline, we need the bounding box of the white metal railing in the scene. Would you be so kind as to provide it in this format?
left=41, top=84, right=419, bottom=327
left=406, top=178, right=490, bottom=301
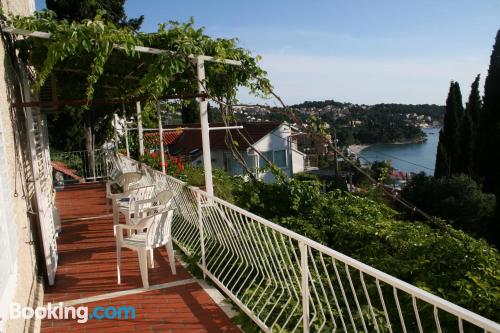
left=51, top=149, right=112, bottom=182
left=111, top=153, right=500, bottom=333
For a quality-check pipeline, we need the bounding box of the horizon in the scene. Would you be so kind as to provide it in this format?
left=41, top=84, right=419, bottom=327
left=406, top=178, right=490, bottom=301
left=35, top=0, right=500, bottom=106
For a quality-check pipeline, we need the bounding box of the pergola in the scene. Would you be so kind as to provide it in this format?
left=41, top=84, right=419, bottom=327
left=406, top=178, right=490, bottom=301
left=5, top=25, right=245, bottom=196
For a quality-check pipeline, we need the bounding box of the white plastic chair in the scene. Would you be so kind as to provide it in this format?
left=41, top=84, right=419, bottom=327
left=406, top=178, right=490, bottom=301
left=112, top=185, right=155, bottom=226
left=128, top=190, right=174, bottom=224
left=115, top=210, right=176, bottom=288
left=106, top=172, right=142, bottom=212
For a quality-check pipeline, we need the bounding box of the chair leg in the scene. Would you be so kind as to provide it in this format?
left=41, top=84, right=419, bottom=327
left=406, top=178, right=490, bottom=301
left=116, top=242, right=121, bottom=285
left=149, top=249, right=154, bottom=268
left=166, top=241, right=176, bottom=275
left=138, top=249, right=149, bottom=288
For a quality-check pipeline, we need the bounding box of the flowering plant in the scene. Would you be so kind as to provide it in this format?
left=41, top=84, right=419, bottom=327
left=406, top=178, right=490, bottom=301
left=141, top=151, right=185, bottom=176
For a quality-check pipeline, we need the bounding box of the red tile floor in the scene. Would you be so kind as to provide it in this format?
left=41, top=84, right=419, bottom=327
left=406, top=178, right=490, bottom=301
left=42, top=183, right=240, bottom=333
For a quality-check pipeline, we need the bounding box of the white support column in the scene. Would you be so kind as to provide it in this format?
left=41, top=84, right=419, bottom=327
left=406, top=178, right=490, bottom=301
left=113, top=112, right=119, bottom=152
left=136, top=101, right=144, bottom=156
left=196, top=57, right=214, bottom=196
left=157, top=101, right=166, bottom=174
left=122, top=102, right=130, bottom=157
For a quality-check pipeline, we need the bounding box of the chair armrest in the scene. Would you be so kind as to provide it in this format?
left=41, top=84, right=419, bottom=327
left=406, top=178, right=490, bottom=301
left=114, top=223, right=144, bottom=233
left=110, top=191, right=130, bottom=200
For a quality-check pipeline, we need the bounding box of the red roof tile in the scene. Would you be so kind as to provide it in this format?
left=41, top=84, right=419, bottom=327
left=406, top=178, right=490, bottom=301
left=143, top=131, right=183, bottom=146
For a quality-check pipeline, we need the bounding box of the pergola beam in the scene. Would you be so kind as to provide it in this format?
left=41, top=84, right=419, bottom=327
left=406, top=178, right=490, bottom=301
left=2, top=26, right=242, bottom=66
left=11, top=93, right=207, bottom=108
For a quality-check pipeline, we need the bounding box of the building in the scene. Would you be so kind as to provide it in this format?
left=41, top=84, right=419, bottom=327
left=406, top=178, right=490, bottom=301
left=0, top=1, right=45, bottom=332
left=145, top=122, right=313, bottom=182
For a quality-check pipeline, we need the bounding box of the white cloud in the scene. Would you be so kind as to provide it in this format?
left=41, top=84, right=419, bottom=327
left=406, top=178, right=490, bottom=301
left=239, top=53, right=489, bottom=105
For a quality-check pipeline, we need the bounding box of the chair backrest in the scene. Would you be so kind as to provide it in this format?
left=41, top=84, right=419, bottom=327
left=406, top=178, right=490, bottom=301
left=133, top=190, right=173, bottom=218
left=155, top=190, right=173, bottom=205
left=129, top=185, right=156, bottom=202
left=145, top=210, right=174, bottom=248
left=117, top=172, right=142, bottom=191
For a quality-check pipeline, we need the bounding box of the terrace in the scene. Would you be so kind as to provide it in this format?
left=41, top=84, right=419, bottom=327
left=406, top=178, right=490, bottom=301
left=43, top=182, right=239, bottom=332
left=3, top=18, right=500, bottom=333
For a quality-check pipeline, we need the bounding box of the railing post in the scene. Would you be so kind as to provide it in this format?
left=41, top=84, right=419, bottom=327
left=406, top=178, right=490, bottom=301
left=196, top=190, right=206, bottom=278
left=300, top=241, right=309, bottom=333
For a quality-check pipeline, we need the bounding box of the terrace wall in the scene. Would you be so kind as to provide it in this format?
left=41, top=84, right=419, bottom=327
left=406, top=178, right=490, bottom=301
left=0, top=1, right=44, bottom=332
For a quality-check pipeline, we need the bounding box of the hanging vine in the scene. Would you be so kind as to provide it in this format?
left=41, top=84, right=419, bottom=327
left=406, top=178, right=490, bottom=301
left=6, top=11, right=271, bottom=110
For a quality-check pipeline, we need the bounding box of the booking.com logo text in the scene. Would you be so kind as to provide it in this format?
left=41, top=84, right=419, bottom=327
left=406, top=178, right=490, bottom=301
left=10, top=302, right=136, bottom=323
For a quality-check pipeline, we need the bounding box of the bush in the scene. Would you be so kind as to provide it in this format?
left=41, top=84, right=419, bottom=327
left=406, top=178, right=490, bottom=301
left=401, top=173, right=497, bottom=246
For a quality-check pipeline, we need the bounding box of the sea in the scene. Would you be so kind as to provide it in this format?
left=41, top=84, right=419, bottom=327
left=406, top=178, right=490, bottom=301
left=359, top=128, right=439, bottom=175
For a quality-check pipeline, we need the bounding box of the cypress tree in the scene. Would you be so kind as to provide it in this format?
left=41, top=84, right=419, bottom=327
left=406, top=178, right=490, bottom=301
left=477, top=30, right=500, bottom=195
left=460, top=113, right=474, bottom=174
left=436, top=81, right=462, bottom=176
left=435, top=135, right=450, bottom=178
left=467, top=75, right=482, bottom=129
left=462, top=75, right=481, bottom=175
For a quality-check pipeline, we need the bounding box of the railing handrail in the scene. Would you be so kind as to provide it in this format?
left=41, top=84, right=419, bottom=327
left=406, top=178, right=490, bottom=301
left=113, top=153, right=500, bottom=333
left=50, top=148, right=106, bottom=154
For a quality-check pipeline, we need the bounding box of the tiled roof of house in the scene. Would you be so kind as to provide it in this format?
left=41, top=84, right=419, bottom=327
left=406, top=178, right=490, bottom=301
left=143, top=131, right=183, bottom=146
left=51, top=161, right=84, bottom=182
left=166, top=122, right=283, bottom=156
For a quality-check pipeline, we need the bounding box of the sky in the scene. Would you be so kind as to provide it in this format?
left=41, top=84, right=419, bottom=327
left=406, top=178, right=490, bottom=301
left=35, top=0, right=500, bottom=105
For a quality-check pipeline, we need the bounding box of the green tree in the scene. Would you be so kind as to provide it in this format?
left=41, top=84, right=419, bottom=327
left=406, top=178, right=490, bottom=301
left=477, top=30, right=500, bottom=197
left=402, top=173, right=497, bottom=245
left=181, top=100, right=200, bottom=124
left=460, top=112, right=474, bottom=174
left=435, top=82, right=463, bottom=176
left=434, top=139, right=450, bottom=178
left=467, top=75, right=482, bottom=129
left=43, top=0, right=144, bottom=154
left=46, top=0, right=144, bottom=30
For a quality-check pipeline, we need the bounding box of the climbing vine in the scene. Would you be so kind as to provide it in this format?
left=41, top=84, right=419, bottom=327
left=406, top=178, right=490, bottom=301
left=7, top=11, right=271, bottom=109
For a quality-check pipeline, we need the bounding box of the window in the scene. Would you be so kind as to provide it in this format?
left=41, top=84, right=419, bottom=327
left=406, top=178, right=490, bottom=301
left=227, top=156, right=243, bottom=175
left=274, top=150, right=287, bottom=167
left=259, top=151, right=273, bottom=168
left=227, top=153, right=256, bottom=175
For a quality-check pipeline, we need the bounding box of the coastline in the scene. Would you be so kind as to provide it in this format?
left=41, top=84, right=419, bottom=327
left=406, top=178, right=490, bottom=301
left=347, top=144, right=369, bottom=155
left=348, top=128, right=439, bottom=157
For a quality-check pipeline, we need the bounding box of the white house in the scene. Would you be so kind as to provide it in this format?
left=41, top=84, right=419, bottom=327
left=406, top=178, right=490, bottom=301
left=161, top=122, right=312, bottom=182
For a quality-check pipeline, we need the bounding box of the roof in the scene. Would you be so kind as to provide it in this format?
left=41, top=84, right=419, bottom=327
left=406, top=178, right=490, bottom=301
left=144, top=131, right=183, bottom=147
left=165, top=122, right=284, bottom=156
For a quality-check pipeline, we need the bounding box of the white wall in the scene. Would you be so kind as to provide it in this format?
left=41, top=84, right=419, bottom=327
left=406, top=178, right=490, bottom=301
left=0, top=1, right=44, bottom=332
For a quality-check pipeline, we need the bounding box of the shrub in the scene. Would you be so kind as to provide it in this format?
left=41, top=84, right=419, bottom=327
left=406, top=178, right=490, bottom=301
left=401, top=173, right=497, bottom=246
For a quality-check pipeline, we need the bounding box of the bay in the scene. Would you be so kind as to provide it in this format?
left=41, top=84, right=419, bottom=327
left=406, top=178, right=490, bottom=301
left=359, top=128, right=439, bottom=174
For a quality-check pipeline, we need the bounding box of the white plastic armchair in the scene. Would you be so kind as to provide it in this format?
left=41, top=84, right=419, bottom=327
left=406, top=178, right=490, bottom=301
left=115, top=210, right=176, bottom=288
left=106, top=172, right=142, bottom=212
left=129, top=190, right=174, bottom=224
left=112, top=185, right=155, bottom=226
